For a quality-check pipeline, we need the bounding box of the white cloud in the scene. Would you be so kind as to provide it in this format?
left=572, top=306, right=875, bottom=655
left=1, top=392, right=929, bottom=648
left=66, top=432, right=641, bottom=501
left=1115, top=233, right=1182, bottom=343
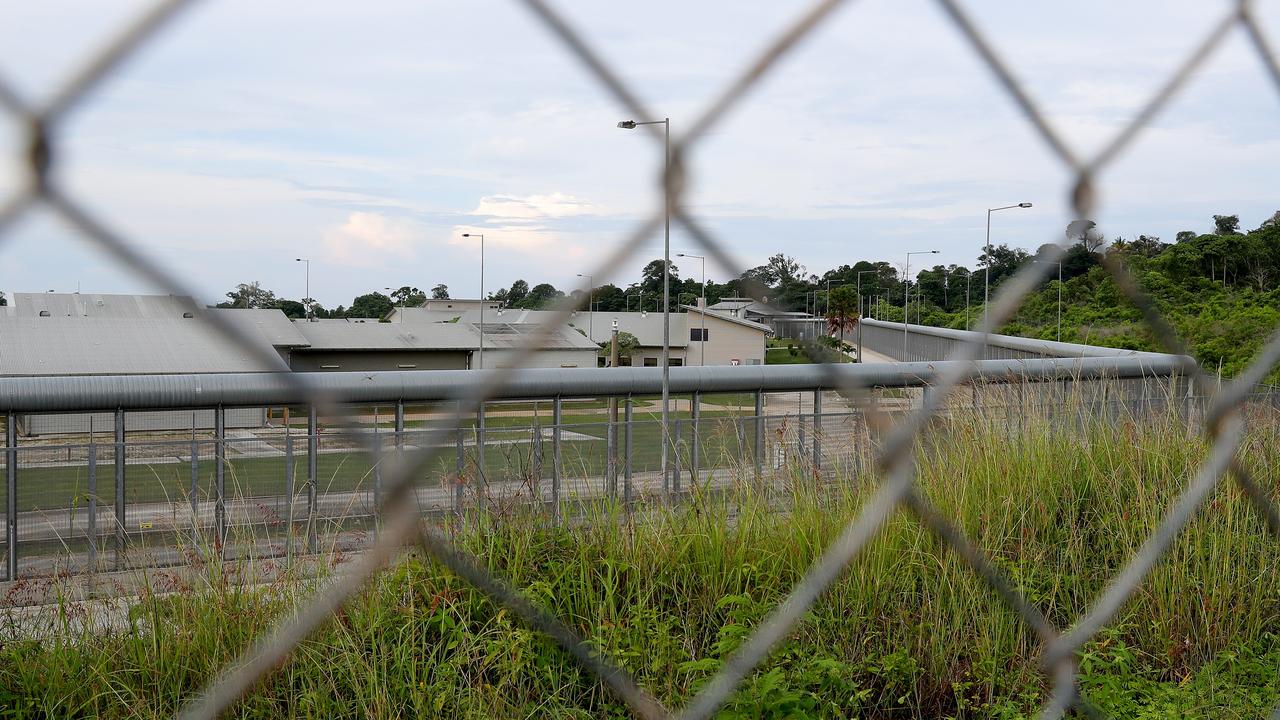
left=471, top=193, right=602, bottom=221
left=323, top=212, right=421, bottom=267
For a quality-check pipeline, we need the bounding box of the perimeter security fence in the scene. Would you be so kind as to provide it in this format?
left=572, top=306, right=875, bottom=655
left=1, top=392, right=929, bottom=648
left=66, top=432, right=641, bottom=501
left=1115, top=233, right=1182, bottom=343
left=2, top=357, right=1186, bottom=581
left=3, top=0, right=1280, bottom=717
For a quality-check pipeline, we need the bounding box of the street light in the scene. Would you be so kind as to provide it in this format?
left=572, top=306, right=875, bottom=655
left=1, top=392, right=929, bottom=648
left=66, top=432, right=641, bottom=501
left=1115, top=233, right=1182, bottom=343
left=676, top=252, right=706, bottom=366
left=618, top=116, right=674, bottom=492
left=576, top=273, right=594, bottom=343
left=983, top=202, right=1033, bottom=325
left=295, top=258, right=311, bottom=320
left=461, top=233, right=485, bottom=370
left=904, top=250, right=939, bottom=359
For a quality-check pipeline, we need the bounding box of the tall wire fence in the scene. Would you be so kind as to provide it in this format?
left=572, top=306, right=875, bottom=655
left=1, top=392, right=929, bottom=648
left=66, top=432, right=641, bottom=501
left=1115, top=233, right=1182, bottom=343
left=2, top=0, right=1280, bottom=717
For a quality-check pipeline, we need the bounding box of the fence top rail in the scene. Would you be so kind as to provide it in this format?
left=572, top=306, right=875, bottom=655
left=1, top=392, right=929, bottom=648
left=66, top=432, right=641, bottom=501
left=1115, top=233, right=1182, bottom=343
left=0, top=356, right=1186, bottom=413
left=858, top=318, right=1173, bottom=359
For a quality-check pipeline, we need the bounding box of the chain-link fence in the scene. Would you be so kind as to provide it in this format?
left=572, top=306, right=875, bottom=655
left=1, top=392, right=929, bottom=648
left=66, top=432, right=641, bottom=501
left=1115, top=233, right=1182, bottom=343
left=3, top=0, right=1280, bottom=717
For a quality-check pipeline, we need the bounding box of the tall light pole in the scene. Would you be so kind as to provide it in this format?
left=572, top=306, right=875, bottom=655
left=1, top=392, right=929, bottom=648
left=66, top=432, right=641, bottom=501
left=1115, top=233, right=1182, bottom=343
left=461, top=233, right=485, bottom=370
left=676, top=252, right=706, bottom=366
left=618, top=116, right=673, bottom=492
left=904, top=250, right=939, bottom=359
left=295, top=258, right=311, bottom=320
left=984, top=202, right=1033, bottom=325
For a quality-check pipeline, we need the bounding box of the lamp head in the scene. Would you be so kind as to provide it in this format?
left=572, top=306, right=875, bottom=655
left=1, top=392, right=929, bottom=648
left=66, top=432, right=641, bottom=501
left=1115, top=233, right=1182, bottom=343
left=1018, top=202, right=1033, bottom=208
left=617, top=120, right=637, bottom=129
left=612, top=319, right=618, bottom=330
left=462, top=233, right=472, bottom=237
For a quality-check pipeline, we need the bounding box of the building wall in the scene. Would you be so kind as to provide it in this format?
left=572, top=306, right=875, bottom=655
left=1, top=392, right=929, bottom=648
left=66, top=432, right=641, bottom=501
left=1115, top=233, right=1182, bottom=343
left=289, top=350, right=470, bottom=372
left=687, top=314, right=767, bottom=366
left=479, top=348, right=597, bottom=369
left=619, top=346, right=688, bottom=367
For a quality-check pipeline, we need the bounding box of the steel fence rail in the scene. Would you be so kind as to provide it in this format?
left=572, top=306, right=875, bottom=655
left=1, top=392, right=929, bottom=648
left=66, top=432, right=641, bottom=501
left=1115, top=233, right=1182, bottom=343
left=0, top=356, right=1184, bottom=413
left=2, top=0, right=1280, bottom=718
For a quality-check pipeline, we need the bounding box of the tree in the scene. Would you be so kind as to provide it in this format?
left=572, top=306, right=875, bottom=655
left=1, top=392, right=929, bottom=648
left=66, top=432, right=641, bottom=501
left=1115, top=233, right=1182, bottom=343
left=348, top=292, right=393, bottom=319
left=599, top=331, right=640, bottom=363
left=977, top=243, right=1031, bottom=290
left=1259, top=211, right=1280, bottom=231
left=640, top=259, right=681, bottom=309
left=389, top=286, right=427, bottom=308
left=825, top=286, right=859, bottom=357
left=505, top=279, right=529, bottom=306
left=1213, top=214, right=1241, bottom=235
left=431, top=284, right=449, bottom=299
left=1175, top=230, right=1197, bottom=244
left=517, top=283, right=563, bottom=309
left=0, top=291, right=6, bottom=306
left=275, top=299, right=306, bottom=319
left=1067, top=220, right=1106, bottom=252
left=218, top=281, right=278, bottom=309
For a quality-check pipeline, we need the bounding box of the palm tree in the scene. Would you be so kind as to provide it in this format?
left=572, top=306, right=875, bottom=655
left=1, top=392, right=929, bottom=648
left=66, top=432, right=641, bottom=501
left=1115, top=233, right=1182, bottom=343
left=825, top=285, right=859, bottom=361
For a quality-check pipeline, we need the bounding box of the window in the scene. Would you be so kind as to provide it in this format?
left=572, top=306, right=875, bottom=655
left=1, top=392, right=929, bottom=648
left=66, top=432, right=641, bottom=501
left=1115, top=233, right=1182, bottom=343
left=643, top=357, right=658, bottom=367
left=598, top=356, right=608, bottom=367
left=669, top=358, right=684, bottom=367
left=397, top=364, right=417, bottom=369
left=748, top=358, right=762, bottom=366
left=619, top=356, right=632, bottom=367
left=690, top=328, right=709, bottom=341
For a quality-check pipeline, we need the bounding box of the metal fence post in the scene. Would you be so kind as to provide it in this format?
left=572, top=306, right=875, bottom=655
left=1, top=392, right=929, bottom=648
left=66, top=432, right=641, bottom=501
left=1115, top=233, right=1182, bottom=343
left=307, top=405, right=318, bottom=555
left=215, top=405, right=227, bottom=553
left=372, top=407, right=382, bottom=523
left=476, top=401, right=486, bottom=493
left=623, top=395, right=633, bottom=506
left=87, top=442, right=97, bottom=574
left=114, top=408, right=125, bottom=571
left=812, top=389, right=822, bottom=476
left=454, top=401, right=464, bottom=516
left=754, top=391, right=764, bottom=483
left=394, top=400, right=405, bottom=516
left=691, top=391, right=701, bottom=487
left=189, top=430, right=199, bottom=545
left=797, top=392, right=807, bottom=470
left=6, top=411, right=16, bottom=581
left=284, top=432, right=294, bottom=564
left=606, top=397, right=617, bottom=500
left=552, top=397, right=562, bottom=521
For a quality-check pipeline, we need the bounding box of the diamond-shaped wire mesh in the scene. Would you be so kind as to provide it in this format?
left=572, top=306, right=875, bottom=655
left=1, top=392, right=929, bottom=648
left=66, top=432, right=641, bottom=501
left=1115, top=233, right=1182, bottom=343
left=2, top=0, right=1279, bottom=717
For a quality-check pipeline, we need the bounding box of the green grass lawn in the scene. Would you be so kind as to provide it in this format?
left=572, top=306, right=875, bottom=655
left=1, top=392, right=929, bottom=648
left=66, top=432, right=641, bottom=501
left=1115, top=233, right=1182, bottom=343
left=765, top=346, right=813, bottom=364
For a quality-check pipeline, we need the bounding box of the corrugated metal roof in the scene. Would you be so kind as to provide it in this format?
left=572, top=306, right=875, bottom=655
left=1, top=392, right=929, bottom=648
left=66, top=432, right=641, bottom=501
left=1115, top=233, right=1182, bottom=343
left=211, top=309, right=310, bottom=347
left=0, top=316, right=289, bottom=376
left=7, top=292, right=202, bottom=319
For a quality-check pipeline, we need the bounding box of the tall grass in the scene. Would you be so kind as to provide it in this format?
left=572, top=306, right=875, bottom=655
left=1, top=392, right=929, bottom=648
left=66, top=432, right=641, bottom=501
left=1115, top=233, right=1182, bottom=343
left=2, top=391, right=1279, bottom=718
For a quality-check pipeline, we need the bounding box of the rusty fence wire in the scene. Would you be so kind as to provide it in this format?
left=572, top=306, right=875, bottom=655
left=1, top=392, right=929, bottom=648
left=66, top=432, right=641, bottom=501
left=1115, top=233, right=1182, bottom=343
left=2, top=0, right=1280, bottom=717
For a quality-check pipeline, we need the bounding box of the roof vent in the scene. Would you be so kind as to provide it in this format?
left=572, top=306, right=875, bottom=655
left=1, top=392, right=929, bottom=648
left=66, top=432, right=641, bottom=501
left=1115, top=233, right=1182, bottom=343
left=182, top=311, right=194, bottom=318
left=38, top=310, right=51, bottom=317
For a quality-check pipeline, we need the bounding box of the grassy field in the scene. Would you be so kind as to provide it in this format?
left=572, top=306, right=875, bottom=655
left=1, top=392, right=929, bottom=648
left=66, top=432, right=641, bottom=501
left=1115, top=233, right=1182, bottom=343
left=2, top=404, right=1279, bottom=718
left=4, top=408, right=763, bottom=514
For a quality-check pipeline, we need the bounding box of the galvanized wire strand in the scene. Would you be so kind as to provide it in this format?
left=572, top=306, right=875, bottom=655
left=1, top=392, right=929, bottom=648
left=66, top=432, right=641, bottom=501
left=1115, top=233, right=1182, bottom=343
left=931, top=0, right=1082, bottom=171
left=413, top=524, right=669, bottom=720
left=177, top=479, right=424, bottom=720
left=1240, top=1, right=1280, bottom=91
left=675, top=454, right=916, bottom=720
left=1088, top=9, right=1241, bottom=172
left=516, top=0, right=663, bottom=143
left=41, top=0, right=201, bottom=122
left=0, top=74, right=28, bottom=116
left=681, top=0, right=852, bottom=144
left=1043, top=413, right=1245, bottom=666
left=178, top=212, right=665, bottom=715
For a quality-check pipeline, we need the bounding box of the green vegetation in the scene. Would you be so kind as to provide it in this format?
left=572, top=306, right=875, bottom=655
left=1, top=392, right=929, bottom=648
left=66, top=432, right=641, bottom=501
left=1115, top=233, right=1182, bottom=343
left=3, top=404, right=1278, bottom=718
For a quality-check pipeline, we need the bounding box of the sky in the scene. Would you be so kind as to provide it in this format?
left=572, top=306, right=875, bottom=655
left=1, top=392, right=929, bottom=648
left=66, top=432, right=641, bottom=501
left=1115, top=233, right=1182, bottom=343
left=1, top=0, right=1278, bottom=308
